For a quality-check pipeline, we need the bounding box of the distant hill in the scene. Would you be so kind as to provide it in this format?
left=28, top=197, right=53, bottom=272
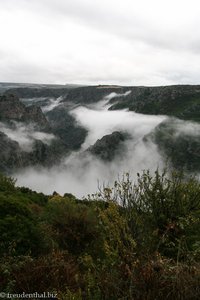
left=5, top=84, right=200, bottom=122
left=108, top=85, right=200, bottom=122
left=0, top=94, right=82, bottom=172
left=0, top=84, right=200, bottom=174
left=0, top=82, right=83, bottom=92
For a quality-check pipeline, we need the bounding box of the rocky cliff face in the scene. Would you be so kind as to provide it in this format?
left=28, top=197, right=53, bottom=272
left=62, top=86, right=127, bottom=104
left=46, top=106, right=87, bottom=150
left=0, top=94, right=69, bottom=173
left=0, top=130, right=68, bottom=174
left=109, top=85, right=200, bottom=122
left=5, top=84, right=200, bottom=122
left=144, top=118, right=200, bottom=172
left=1, top=84, right=200, bottom=174
left=87, top=131, right=128, bottom=160
left=0, top=131, right=26, bottom=173
left=5, top=85, right=128, bottom=104
left=0, top=94, right=50, bottom=131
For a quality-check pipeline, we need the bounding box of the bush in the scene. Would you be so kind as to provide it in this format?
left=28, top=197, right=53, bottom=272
left=42, top=195, right=102, bottom=256
left=97, top=170, right=200, bottom=260
left=0, top=173, right=16, bottom=192
left=1, top=171, right=200, bottom=299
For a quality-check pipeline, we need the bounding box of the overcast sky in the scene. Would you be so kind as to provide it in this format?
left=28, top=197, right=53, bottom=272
left=0, top=0, right=200, bottom=85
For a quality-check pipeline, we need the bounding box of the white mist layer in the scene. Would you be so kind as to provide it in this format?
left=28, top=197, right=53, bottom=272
left=0, top=122, right=55, bottom=151
left=71, top=106, right=166, bottom=149
left=15, top=138, right=164, bottom=198
left=21, top=97, right=48, bottom=105
left=21, top=96, right=63, bottom=112
left=104, top=90, right=131, bottom=101
left=86, top=91, right=132, bottom=111
left=14, top=98, right=167, bottom=197
left=42, top=96, right=63, bottom=112
left=173, top=119, right=200, bottom=137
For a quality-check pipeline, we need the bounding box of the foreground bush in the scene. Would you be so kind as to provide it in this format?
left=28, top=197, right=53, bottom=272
left=97, top=170, right=200, bottom=261
left=0, top=171, right=200, bottom=299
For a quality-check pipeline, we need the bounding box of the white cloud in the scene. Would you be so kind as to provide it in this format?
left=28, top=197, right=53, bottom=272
left=14, top=100, right=166, bottom=196
left=0, top=0, right=200, bottom=85
left=42, top=96, right=63, bottom=112
left=71, top=105, right=166, bottom=149
left=0, top=121, right=55, bottom=151
left=169, top=119, right=200, bottom=137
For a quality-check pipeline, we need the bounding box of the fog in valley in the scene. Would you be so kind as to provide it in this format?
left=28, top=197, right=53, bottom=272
left=11, top=92, right=168, bottom=197
left=0, top=121, right=55, bottom=152
left=1, top=90, right=195, bottom=197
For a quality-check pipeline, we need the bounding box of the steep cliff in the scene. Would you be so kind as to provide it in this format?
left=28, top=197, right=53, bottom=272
left=87, top=131, right=128, bottom=160
left=0, top=94, right=50, bottom=131
left=0, top=94, right=69, bottom=172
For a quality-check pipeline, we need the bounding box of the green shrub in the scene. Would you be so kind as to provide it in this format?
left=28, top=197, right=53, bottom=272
left=42, top=195, right=102, bottom=256
left=1, top=171, right=200, bottom=299
left=98, top=170, right=200, bottom=260
left=0, top=173, right=16, bottom=192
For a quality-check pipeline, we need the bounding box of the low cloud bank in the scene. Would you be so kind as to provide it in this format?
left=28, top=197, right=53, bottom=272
left=42, top=96, right=63, bottom=113
left=0, top=121, right=55, bottom=151
left=13, top=92, right=200, bottom=197
left=173, top=119, right=200, bottom=137
left=71, top=105, right=166, bottom=149
left=104, top=90, right=131, bottom=101
left=14, top=97, right=166, bottom=196
left=21, top=96, right=64, bottom=112
left=86, top=91, right=132, bottom=111
left=15, top=137, right=164, bottom=197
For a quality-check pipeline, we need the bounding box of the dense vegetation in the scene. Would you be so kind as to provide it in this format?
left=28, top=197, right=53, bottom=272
left=0, top=170, right=200, bottom=299
left=146, top=118, right=200, bottom=172
left=109, top=85, right=200, bottom=122
left=5, top=84, right=200, bottom=122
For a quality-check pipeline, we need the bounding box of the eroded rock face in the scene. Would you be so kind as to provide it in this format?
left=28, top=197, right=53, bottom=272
left=46, top=106, right=87, bottom=150
left=5, top=85, right=200, bottom=122
left=0, top=94, right=26, bottom=120
left=62, top=86, right=126, bottom=104
left=0, top=130, right=68, bottom=174
left=0, top=94, right=70, bottom=173
left=109, top=85, right=200, bottom=122
left=0, top=94, right=50, bottom=131
left=144, top=118, right=200, bottom=172
left=0, top=131, right=26, bottom=173
left=87, top=131, right=128, bottom=161
left=1, top=84, right=200, bottom=174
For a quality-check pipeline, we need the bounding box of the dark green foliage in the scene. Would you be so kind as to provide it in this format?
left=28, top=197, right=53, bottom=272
left=0, top=173, right=16, bottom=191
left=108, top=170, right=200, bottom=259
left=0, top=176, right=49, bottom=256
left=17, top=186, right=48, bottom=206
left=42, top=195, right=103, bottom=256
left=109, top=85, right=200, bottom=123
left=149, top=118, right=200, bottom=172
left=0, top=172, right=200, bottom=299
left=0, top=195, right=42, bottom=256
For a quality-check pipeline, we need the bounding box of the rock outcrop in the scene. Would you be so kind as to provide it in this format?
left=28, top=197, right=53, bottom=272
left=46, top=106, right=87, bottom=150
left=0, top=94, right=69, bottom=173
left=145, top=118, right=200, bottom=172
left=87, top=131, right=128, bottom=160
left=5, top=84, right=200, bottom=122
left=109, top=85, right=200, bottom=123
left=0, top=94, right=50, bottom=131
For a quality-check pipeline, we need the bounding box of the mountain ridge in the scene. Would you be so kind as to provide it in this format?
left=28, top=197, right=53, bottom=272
left=0, top=84, right=200, bottom=174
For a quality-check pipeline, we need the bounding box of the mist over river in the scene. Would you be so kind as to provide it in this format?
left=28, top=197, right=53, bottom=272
left=14, top=95, right=167, bottom=197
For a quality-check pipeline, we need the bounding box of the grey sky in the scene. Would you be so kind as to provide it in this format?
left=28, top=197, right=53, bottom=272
left=0, top=0, right=200, bottom=85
